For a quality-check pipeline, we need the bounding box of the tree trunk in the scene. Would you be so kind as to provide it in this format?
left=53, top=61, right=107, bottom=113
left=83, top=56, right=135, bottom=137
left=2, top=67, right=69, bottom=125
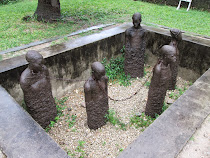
left=34, top=0, right=61, bottom=22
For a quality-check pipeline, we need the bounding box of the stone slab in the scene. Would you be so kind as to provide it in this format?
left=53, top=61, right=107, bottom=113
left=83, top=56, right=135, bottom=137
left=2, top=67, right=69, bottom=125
left=118, top=69, right=210, bottom=158
left=0, top=86, right=69, bottom=158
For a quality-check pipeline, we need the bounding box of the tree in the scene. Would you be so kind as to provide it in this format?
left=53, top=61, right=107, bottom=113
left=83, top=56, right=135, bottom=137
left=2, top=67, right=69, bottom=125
left=34, top=0, right=61, bottom=22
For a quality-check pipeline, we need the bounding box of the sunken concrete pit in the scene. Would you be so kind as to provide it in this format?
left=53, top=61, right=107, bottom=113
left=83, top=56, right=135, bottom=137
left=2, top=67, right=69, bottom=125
left=0, top=23, right=209, bottom=158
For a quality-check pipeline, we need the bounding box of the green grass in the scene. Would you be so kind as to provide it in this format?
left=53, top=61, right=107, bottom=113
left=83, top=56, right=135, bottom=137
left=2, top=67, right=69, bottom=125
left=0, top=0, right=209, bottom=51
left=102, top=47, right=131, bottom=87
left=105, top=109, right=127, bottom=130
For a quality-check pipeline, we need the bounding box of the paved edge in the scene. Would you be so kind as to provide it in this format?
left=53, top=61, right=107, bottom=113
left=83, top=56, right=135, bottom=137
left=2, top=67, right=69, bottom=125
left=0, top=86, right=70, bottom=158
left=118, top=68, right=210, bottom=158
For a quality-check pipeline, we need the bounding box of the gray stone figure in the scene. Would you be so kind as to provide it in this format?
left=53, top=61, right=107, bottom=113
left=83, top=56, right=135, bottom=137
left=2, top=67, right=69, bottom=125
left=124, top=12, right=147, bottom=78
left=168, top=29, right=182, bottom=90
left=20, top=50, right=57, bottom=129
left=84, top=62, right=109, bottom=130
left=145, top=45, right=176, bottom=118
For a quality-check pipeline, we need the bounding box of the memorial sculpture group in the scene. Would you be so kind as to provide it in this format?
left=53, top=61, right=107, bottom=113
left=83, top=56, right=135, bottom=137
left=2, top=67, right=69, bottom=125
left=20, top=13, right=182, bottom=130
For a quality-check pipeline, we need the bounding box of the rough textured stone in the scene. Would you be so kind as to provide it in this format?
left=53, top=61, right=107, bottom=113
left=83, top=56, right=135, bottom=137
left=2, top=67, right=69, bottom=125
left=168, top=29, right=182, bottom=90
left=84, top=62, right=109, bottom=130
left=118, top=68, right=210, bottom=158
left=0, top=86, right=69, bottom=158
left=145, top=44, right=177, bottom=117
left=20, top=51, right=57, bottom=129
left=124, top=13, right=147, bottom=78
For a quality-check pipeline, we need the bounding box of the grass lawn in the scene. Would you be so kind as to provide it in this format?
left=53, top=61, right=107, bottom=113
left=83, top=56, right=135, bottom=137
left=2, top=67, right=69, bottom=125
left=0, top=0, right=209, bottom=51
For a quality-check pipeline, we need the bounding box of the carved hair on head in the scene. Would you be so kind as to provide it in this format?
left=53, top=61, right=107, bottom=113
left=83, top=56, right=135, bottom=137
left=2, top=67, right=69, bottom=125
left=26, top=50, right=43, bottom=63
left=91, top=62, right=105, bottom=74
left=170, top=29, right=182, bottom=41
left=132, top=12, right=142, bottom=22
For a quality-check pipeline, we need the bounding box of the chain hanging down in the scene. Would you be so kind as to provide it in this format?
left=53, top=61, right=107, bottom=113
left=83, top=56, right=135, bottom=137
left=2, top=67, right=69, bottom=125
left=48, top=71, right=152, bottom=102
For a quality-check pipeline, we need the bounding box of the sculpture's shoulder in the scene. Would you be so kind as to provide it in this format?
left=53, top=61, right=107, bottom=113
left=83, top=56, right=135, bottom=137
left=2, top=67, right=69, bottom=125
left=84, top=77, right=94, bottom=92
left=125, top=27, right=133, bottom=36
left=153, top=60, right=162, bottom=74
left=42, top=65, right=50, bottom=76
left=101, top=75, right=108, bottom=83
left=20, top=68, right=31, bottom=85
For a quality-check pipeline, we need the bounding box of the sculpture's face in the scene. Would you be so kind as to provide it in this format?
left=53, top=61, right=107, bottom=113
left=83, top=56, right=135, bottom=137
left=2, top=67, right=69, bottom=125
left=29, top=58, right=43, bottom=73
left=166, top=53, right=176, bottom=63
left=132, top=17, right=141, bottom=28
left=92, top=70, right=105, bottom=80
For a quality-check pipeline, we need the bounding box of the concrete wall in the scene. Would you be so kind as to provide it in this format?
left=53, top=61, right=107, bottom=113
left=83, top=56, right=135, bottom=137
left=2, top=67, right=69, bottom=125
left=0, top=24, right=209, bottom=104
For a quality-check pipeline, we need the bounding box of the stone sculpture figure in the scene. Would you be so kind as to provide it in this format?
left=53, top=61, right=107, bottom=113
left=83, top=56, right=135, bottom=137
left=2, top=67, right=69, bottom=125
left=124, top=12, right=147, bottom=78
left=84, top=62, right=109, bottom=130
left=145, top=45, right=176, bottom=118
left=20, top=50, right=57, bottom=129
left=168, top=29, right=182, bottom=90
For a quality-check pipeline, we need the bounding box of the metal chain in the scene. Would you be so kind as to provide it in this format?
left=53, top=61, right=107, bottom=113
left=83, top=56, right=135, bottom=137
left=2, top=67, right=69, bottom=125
left=48, top=71, right=152, bottom=102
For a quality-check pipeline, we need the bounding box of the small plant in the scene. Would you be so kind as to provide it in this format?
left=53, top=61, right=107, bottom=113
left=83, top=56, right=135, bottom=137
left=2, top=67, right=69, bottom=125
left=190, top=136, right=194, bottom=141
left=145, top=81, right=150, bottom=88
left=169, top=92, right=175, bottom=99
left=75, top=140, right=86, bottom=158
left=71, top=128, right=77, bottom=132
left=119, top=148, right=123, bottom=152
left=105, top=109, right=127, bottom=130
left=45, top=97, right=68, bottom=132
left=129, top=112, right=156, bottom=130
left=55, top=97, right=68, bottom=117
left=67, top=114, right=77, bottom=128
left=102, top=141, right=106, bottom=146
left=162, top=102, right=169, bottom=112
left=102, top=46, right=131, bottom=87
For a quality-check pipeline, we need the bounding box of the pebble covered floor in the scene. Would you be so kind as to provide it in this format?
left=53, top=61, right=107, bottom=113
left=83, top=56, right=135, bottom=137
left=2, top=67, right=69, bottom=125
left=48, top=66, right=191, bottom=158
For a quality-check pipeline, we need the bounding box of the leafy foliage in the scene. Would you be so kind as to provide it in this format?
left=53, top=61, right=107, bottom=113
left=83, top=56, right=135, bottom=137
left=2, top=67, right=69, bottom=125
left=129, top=112, right=156, bottom=131
left=45, top=97, right=68, bottom=132
left=105, top=109, right=127, bottom=130
left=102, top=47, right=131, bottom=86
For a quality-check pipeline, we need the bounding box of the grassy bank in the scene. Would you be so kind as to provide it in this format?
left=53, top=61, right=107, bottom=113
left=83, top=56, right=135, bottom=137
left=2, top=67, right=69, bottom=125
left=0, top=0, right=209, bottom=51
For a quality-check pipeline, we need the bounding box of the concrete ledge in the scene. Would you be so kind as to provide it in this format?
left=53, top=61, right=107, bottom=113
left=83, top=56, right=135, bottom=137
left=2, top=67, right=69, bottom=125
left=0, top=86, right=69, bottom=158
left=0, top=24, right=209, bottom=104
left=118, top=69, right=210, bottom=158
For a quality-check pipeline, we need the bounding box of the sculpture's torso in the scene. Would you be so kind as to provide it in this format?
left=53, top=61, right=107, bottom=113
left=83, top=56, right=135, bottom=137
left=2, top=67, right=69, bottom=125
left=145, top=61, right=171, bottom=117
left=168, top=42, right=179, bottom=90
left=20, top=67, right=57, bottom=128
left=84, top=77, right=109, bottom=130
left=124, top=26, right=146, bottom=78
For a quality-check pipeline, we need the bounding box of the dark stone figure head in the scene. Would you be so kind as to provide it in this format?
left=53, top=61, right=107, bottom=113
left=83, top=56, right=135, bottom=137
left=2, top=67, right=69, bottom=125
left=84, top=61, right=109, bottom=130
left=20, top=50, right=57, bottom=129
left=170, top=29, right=182, bottom=42
left=160, top=45, right=177, bottom=65
left=132, top=12, right=142, bottom=28
left=26, top=50, right=44, bottom=73
left=91, top=62, right=106, bottom=81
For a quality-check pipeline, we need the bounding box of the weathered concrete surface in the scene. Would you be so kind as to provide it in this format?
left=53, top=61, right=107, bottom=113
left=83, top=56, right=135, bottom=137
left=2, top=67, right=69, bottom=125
left=0, top=86, right=69, bottom=158
left=0, top=24, right=209, bottom=104
left=118, top=68, right=210, bottom=158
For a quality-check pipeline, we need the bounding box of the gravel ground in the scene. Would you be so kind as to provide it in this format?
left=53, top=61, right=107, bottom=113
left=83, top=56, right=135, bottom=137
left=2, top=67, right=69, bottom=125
left=48, top=65, right=191, bottom=158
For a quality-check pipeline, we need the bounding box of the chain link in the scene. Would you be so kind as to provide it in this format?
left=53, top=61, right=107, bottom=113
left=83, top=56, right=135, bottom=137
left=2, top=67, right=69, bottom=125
left=48, top=71, right=152, bottom=102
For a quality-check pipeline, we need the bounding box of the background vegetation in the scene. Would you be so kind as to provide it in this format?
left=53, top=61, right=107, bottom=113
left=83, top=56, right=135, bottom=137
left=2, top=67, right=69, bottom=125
left=0, top=0, right=209, bottom=51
